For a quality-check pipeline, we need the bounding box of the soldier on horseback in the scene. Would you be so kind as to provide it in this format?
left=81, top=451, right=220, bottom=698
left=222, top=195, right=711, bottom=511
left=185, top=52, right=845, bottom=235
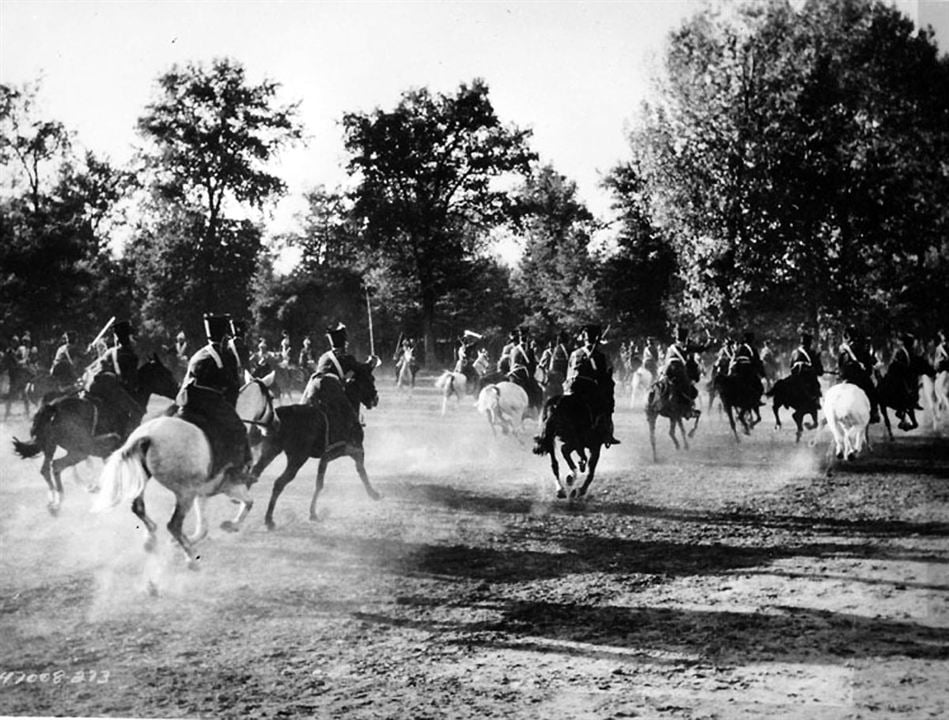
left=789, top=331, right=823, bottom=404
left=565, top=324, right=621, bottom=447
left=298, top=336, right=317, bottom=376
left=176, top=313, right=252, bottom=485
left=497, top=330, right=518, bottom=375
left=454, top=330, right=482, bottom=388
left=838, top=327, right=880, bottom=423
left=509, top=327, right=544, bottom=409
left=279, top=331, right=292, bottom=368
left=84, top=319, right=143, bottom=439
left=250, top=338, right=274, bottom=379
left=50, top=331, right=80, bottom=391
left=309, top=322, right=376, bottom=447
left=659, top=325, right=707, bottom=416
left=729, top=331, right=765, bottom=400
left=888, top=332, right=922, bottom=411
left=641, top=336, right=660, bottom=375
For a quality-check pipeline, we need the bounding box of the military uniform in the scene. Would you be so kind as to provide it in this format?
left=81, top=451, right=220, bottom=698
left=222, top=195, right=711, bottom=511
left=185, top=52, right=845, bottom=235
left=85, top=320, right=142, bottom=438
left=50, top=332, right=79, bottom=389
left=177, top=314, right=250, bottom=479
left=789, top=333, right=823, bottom=403
left=838, top=330, right=880, bottom=422
left=565, top=324, right=620, bottom=446
left=307, top=323, right=363, bottom=446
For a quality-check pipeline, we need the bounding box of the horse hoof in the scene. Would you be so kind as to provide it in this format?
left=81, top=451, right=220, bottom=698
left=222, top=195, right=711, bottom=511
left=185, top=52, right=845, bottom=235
left=565, top=473, right=575, bottom=486
left=368, top=490, right=382, bottom=501
left=265, top=520, right=276, bottom=531
left=556, top=489, right=567, bottom=499
left=146, top=580, right=159, bottom=597
left=144, top=535, right=157, bottom=553
left=47, top=504, right=59, bottom=517
left=220, top=520, right=239, bottom=533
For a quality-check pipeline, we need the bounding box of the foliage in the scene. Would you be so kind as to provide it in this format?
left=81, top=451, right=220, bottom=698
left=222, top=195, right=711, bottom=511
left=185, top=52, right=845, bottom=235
left=131, top=58, right=303, bottom=338
left=630, top=0, right=949, bottom=337
left=341, top=79, right=536, bottom=358
left=510, top=165, right=602, bottom=334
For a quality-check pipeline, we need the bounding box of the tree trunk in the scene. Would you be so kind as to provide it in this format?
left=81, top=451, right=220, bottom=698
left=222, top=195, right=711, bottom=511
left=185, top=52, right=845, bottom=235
left=422, top=289, right=436, bottom=369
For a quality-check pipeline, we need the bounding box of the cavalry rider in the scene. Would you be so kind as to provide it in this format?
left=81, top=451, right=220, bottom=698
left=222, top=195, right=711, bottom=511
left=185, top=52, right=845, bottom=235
left=229, top=319, right=251, bottom=375
left=888, top=332, right=922, bottom=411
left=85, top=319, right=142, bottom=439
left=641, top=336, right=660, bottom=375
left=659, top=325, right=708, bottom=414
left=14, top=331, right=38, bottom=375
left=789, top=331, right=824, bottom=404
left=174, top=331, right=189, bottom=364
left=509, top=327, right=543, bottom=408
left=49, top=331, right=80, bottom=391
left=176, top=314, right=251, bottom=485
left=549, top=331, right=572, bottom=384
left=309, top=322, right=372, bottom=446
left=565, top=324, right=621, bottom=447
left=838, top=327, right=880, bottom=423
left=298, top=336, right=317, bottom=376
left=454, top=330, right=482, bottom=388
left=279, top=331, right=292, bottom=368
left=497, top=330, right=518, bottom=375
left=729, top=331, right=766, bottom=399
left=935, top=329, right=949, bottom=374
left=250, top=338, right=274, bottom=378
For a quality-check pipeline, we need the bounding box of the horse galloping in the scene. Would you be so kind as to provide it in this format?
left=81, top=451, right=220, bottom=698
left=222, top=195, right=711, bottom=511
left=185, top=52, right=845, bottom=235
left=533, top=393, right=603, bottom=499
left=251, top=359, right=380, bottom=530
left=12, top=355, right=179, bottom=515
left=875, top=356, right=933, bottom=440
left=475, top=381, right=531, bottom=439
left=90, top=377, right=276, bottom=566
left=766, top=374, right=820, bottom=443
left=645, top=378, right=701, bottom=462
left=815, top=382, right=872, bottom=472
left=628, top=366, right=654, bottom=410
left=713, top=372, right=764, bottom=443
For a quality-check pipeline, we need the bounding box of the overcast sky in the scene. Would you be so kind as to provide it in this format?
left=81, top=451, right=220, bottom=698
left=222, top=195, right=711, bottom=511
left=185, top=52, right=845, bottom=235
left=1, top=0, right=946, bottom=246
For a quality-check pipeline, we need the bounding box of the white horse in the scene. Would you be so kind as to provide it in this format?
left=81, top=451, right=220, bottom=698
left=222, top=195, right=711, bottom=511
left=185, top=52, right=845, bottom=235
left=475, top=381, right=530, bottom=439
left=816, top=382, right=872, bottom=470
left=394, top=346, right=419, bottom=395
left=927, top=370, right=949, bottom=428
left=435, top=353, right=492, bottom=416
left=91, top=374, right=276, bottom=568
left=629, top=366, right=654, bottom=409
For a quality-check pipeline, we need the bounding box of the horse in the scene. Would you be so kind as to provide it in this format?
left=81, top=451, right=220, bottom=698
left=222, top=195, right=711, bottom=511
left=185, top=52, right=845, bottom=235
left=475, top=381, right=531, bottom=439
left=436, top=354, right=492, bottom=415
left=713, top=372, right=764, bottom=442
left=645, top=379, right=701, bottom=462
left=12, top=355, right=179, bottom=515
left=267, top=362, right=308, bottom=404
left=928, top=367, right=949, bottom=428
left=90, top=376, right=277, bottom=567
left=250, top=360, right=380, bottom=530
left=394, top=346, right=420, bottom=395
left=815, top=382, right=872, bottom=471
left=765, top=374, right=820, bottom=442
left=532, top=393, right=602, bottom=499
left=628, top=365, right=654, bottom=409
left=25, top=371, right=74, bottom=408
left=875, top=356, right=933, bottom=440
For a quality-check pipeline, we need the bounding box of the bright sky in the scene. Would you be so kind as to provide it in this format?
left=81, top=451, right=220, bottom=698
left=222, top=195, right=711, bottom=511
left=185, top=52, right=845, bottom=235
left=0, top=0, right=702, bottom=240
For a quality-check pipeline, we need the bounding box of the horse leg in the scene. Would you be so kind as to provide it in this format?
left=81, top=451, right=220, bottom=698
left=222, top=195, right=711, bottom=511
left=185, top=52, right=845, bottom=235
left=880, top=406, right=895, bottom=441
left=576, top=446, right=601, bottom=498
left=548, top=449, right=567, bottom=498
left=131, top=494, right=158, bottom=552
left=724, top=405, right=740, bottom=443
left=220, top=482, right=254, bottom=533
left=668, top=418, right=681, bottom=451
left=677, top=417, right=690, bottom=451
left=772, top=402, right=782, bottom=430
left=262, top=452, right=308, bottom=530
left=350, top=445, right=381, bottom=501
left=687, top=409, right=701, bottom=438
left=166, top=494, right=199, bottom=567
left=310, top=452, right=340, bottom=521
left=49, top=450, right=87, bottom=514
left=792, top=409, right=805, bottom=443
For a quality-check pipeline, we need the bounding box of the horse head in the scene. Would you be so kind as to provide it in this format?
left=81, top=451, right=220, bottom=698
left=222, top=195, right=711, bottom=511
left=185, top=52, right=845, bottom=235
left=348, top=361, right=379, bottom=410
left=138, top=353, right=179, bottom=400
left=237, top=376, right=277, bottom=432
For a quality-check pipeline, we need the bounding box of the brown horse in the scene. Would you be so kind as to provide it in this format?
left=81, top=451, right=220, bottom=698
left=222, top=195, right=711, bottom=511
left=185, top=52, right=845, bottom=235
left=646, top=378, right=701, bottom=462
left=12, top=355, right=178, bottom=515
left=532, top=393, right=603, bottom=500
left=250, top=360, right=380, bottom=530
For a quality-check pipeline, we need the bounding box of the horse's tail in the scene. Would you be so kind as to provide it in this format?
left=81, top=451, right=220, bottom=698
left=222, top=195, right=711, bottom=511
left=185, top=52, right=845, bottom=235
left=475, top=385, right=500, bottom=414
left=91, top=430, right=151, bottom=513
left=434, top=371, right=450, bottom=390
left=11, top=402, right=58, bottom=459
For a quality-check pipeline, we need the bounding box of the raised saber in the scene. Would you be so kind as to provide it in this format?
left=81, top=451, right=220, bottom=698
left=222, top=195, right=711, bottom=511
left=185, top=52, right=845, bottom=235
left=86, top=316, right=115, bottom=354
left=365, top=288, right=375, bottom=357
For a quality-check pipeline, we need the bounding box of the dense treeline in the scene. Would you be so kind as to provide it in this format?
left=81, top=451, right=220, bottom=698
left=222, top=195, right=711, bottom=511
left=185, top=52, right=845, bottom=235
left=2, top=0, right=946, bottom=365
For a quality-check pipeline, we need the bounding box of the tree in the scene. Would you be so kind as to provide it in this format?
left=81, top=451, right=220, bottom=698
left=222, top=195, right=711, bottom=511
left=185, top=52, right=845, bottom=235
left=601, top=161, right=677, bottom=338
left=511, top=165, right=602, bottom=333
left=630, top=0, right=949, bottom=335
left=342, top=79, right=536, bottom=361
left=130, top=58, right=303, bottom=336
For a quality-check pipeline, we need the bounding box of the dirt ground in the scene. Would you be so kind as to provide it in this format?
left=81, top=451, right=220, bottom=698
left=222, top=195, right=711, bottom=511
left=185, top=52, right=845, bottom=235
left=1, top=375, right=948, bottom=719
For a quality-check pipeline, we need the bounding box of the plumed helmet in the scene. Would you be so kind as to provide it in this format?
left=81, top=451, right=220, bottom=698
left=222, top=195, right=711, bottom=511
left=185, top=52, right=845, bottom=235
left=203, top=314, right=231, bottom=343
left=113, top=320, right=135, bottom=344
left=326, top=322, right=347, bottom=349
left=581, top=324, right=602, bottom=343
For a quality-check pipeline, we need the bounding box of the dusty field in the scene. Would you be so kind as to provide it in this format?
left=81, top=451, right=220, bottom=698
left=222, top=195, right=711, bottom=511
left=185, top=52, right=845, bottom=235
left=1, top=375, right=948, bottom=719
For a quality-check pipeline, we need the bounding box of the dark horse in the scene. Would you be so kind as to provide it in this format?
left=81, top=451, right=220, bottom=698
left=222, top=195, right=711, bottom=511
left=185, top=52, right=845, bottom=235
left=532, top=394, right=602, bottom=499
left=646, top=379, right=701, bottom=462
left=766, top=374, right=820, bottom=442
left=713, top=372, right=764, bottom=443
left=250, top=360, right=380, bottom=530
left=876, top=355, right=934, bottom=440
left=12, top=355, right=178, bottom=515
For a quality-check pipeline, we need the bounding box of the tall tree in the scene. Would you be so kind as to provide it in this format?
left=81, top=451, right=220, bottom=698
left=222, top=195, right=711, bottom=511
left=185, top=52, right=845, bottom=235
left=342, top=79, right=536, bottom=359
left=130, top=58, right=303, bottom=335
left=511, top=164, right=602, bottom=333
left=630, top=0, right=949, bottom=334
